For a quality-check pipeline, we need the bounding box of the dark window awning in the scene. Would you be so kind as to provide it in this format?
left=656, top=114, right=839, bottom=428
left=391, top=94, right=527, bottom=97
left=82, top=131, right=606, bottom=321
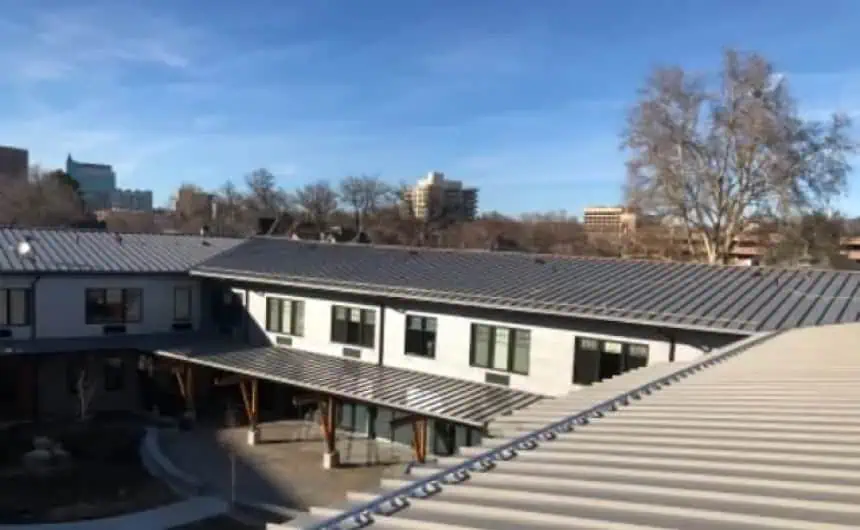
left=153, top=341, right=545, bottom=428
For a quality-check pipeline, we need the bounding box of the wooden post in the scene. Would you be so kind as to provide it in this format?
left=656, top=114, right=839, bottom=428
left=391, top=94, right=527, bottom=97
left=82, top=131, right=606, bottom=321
left=184, top=365, right=195, bottom=419
left=412, top=417, right=428, bottom=464
left=319, top=396, right=339, bottom=469
left=238, top=378, right=260, bottom=445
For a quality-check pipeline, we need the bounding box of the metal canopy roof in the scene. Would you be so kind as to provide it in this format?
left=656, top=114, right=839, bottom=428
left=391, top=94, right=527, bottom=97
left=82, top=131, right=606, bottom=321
left=153, top=341, right=544, bottom=428
left=0, top=227, right=243, bottom=274
left=192, top=238, right=860, bottom=334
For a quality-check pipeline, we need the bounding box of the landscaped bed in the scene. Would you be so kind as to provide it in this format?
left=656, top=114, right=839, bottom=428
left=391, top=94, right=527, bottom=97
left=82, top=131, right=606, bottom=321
left=0, top=415, right=178, bottom=523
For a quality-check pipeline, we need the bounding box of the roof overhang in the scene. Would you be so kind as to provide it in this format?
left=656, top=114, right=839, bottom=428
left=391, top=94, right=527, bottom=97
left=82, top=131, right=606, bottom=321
left=153, top=341, right=544, bottom=429
left=190, top=267, right=757, bottom=337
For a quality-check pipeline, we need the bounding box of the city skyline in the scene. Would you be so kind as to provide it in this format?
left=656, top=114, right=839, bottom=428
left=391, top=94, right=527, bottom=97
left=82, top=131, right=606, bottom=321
left=0, top=1, right=858, bottom=214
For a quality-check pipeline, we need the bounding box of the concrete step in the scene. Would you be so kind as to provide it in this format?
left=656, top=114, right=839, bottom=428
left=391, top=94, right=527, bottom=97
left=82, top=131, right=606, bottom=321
left=650, top=389, right=860, bottom=398
left=682, top=380, right=860, bottom=386
left=350, top=484, right=859, bottom=530
left=456, top=444, right=860, bottom=470
left=435, top=452, right=860, bottom=486
left=408, top=463, right=860, bottom=503
left=320, top=495, right=670, bottom=530
left=642, top=395, right=860, bottom=404
left=481, top=433, right=860, bottom=457
left=382, top=475, right=860, bottom=525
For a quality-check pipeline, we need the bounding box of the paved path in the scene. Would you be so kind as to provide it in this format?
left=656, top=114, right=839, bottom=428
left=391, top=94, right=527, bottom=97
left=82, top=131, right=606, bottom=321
left=159, top=420, right=414, bottom=511
left=0, top=497, right=228, bottom=530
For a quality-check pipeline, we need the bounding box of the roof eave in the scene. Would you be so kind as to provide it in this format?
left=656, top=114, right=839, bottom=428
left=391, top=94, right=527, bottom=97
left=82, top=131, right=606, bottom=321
left=0, top=269, right=195, bottom=277
left=190, top=267, right=759, bottom=337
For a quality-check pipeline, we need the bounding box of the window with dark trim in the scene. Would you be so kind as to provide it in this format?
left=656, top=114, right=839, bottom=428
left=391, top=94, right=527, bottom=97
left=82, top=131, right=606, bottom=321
left=103, top=357, right=124, bottom=391
left=85, top=288, right=142, bottom=324
left=405, top=315, right=436, bottom=358
left=173, top=287, right=192, bottom=322
left=266, top=297, right=305, bottom=336
left=331, top=305, right=375, bottom=348
left=0, top=288, right=30, bottom=326
left=573, top=336, right=650, bottom=385
left=469, top=323, right=530, bottom=375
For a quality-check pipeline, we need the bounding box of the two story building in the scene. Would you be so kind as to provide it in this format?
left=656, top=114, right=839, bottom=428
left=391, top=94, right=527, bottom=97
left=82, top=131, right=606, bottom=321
left=4, top=228, right=859, bottom=464
left=0, top=227, right=241, bottom=421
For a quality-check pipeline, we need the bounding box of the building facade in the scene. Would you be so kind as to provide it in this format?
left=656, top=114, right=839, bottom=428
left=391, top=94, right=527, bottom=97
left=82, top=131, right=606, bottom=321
left=111, top=189, right=154, bottom=212
left=404, top=171, right=478, bottom=222
left=0, top=145, right=29, bottom=181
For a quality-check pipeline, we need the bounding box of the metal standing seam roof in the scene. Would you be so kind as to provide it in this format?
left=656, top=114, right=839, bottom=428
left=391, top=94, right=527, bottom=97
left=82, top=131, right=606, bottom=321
left=0, top=227, right=243, bottom=274
left=291, top=325, right=860, bottom=530
left=192, top=237, right=860, bottom=334
left=153, top=341, right=544, bottom=428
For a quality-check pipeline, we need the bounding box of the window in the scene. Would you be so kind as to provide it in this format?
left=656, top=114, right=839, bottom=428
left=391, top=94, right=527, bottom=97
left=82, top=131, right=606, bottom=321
left=470, top=324, right=530, bottom=375
left=573, top=336, right=650, bottom=385
left=0, top=288, right=30, bottom=326
left=405, top=315, right=437, bottom=358
left=85, top=288, right=143, bottom=324
left=174, top=287, right=192, bottom=322
left=103, top=357, right=124, bottom=391
left=331, top=305, right=375, bottom=348
left=266, top=297, right=305, bottom=336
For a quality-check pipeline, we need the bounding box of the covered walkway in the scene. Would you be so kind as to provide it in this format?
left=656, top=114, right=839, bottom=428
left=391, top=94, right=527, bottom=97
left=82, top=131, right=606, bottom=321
left=153, top=340, right=543, bottom=467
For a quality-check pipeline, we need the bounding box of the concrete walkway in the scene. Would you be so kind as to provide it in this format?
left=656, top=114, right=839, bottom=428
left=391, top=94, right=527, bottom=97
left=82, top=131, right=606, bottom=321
left=159, top=420, right=414, bottom=511
left=0, top=497, right=228, bottom=530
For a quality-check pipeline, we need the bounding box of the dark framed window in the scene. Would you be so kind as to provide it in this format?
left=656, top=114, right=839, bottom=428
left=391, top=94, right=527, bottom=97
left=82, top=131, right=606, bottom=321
left=573, top=336, right=650, bottom=385
left=470, top=323, right=530, bottom=375
left=85, top=288, right=142, bottom=324
left=103, top=357, right=124, bottom=391
left=331, top=305, right=375, bottom=348
left=0, top=288, right=30, bottom=326
left=173, top=287, right=192, bottom=322
left=266, top=297, right=305, bottom=336
left=405, top=315, right=437, bottom=358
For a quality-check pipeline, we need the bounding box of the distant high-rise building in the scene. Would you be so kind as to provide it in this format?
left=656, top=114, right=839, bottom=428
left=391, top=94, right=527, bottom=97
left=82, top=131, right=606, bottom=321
left=0, top=145, right=29, bottom=181
left=111, top=189, right=154, bottom=212
left=403, top=171, right=478, bottom=222
left=583, top=206, right=638, bottom=236
left=66, top=154, right=117, bottom=210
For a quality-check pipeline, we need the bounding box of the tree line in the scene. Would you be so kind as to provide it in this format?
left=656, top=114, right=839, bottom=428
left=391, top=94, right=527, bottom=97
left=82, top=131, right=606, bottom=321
left=2, top=49, right=857, bottom=268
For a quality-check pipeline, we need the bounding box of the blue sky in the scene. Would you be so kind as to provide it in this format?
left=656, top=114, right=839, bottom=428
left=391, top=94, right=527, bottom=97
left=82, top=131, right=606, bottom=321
left=1, top=0, right=859, bottom=215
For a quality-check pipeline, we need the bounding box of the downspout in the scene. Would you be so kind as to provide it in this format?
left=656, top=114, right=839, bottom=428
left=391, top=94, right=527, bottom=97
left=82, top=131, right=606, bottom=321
left=377, top=301, right=386, bottom=366
left=28, top=275, right=42, bottom=421
left=656, top=328, right=677, bottom=363
left=29, top=275, right=42, bottom=340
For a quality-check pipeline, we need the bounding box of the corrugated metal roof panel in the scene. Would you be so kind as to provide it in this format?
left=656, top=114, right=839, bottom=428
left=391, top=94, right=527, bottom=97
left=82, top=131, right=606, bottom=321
left=0, top=227, right=242, bottom=274
left=193, top=238, right=860, bottom=333
left=154, top=341, right=544, bottom=428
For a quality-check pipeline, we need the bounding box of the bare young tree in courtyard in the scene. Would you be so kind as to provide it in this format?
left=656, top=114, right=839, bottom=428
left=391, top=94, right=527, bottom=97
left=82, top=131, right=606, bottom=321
left=74, top=359, right=97, bottom=421
left=622, top=49, right=855, bottom=264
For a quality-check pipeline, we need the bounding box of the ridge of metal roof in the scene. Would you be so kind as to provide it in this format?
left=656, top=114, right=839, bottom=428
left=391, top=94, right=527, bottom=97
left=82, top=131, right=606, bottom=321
left=0, top=226, right=244, bottom=274
left=192, top=238, right=860, bottom=334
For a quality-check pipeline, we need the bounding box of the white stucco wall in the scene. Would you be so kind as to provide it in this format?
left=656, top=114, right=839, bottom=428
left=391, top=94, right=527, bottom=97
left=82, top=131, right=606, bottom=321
left=237, top=284, right=731, bottom=397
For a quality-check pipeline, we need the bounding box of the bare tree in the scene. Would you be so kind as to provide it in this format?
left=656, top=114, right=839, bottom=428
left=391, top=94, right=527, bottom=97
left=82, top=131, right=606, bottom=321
left=0, top=168, right=88, bottom=227
left=74, top=359, right=97, bottom=421
left=244, top=168, right=291, bottom=215
left=296, top=180, right=339, bottom=227
left=623, top=49, right=855, bottom=264
left=337, top=175, right=395, bottom=232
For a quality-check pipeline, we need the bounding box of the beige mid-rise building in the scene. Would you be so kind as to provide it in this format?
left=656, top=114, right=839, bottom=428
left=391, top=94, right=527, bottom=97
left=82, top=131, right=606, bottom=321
left=404, top=171, right=478, bottom=222
left=583, top=206, right=638, bottom=235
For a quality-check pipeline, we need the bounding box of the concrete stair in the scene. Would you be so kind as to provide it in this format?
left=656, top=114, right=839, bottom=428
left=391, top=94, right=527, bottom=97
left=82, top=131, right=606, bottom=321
left=285, top=323, right=860, bottom=529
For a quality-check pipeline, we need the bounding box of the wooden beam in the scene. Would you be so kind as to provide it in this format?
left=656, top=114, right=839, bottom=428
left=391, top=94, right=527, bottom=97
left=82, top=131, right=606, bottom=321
left=213, top=374, right=243, bottom=387
left=390, top=413, right=422, bottom=430
left=173, top=370, right=187, bottom=400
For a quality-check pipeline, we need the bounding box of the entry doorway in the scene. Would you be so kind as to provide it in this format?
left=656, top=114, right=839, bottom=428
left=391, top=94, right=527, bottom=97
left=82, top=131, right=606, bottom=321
left=0, top=356, right=36, bottom=421
left=573, top=337, right=651, bottom=386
